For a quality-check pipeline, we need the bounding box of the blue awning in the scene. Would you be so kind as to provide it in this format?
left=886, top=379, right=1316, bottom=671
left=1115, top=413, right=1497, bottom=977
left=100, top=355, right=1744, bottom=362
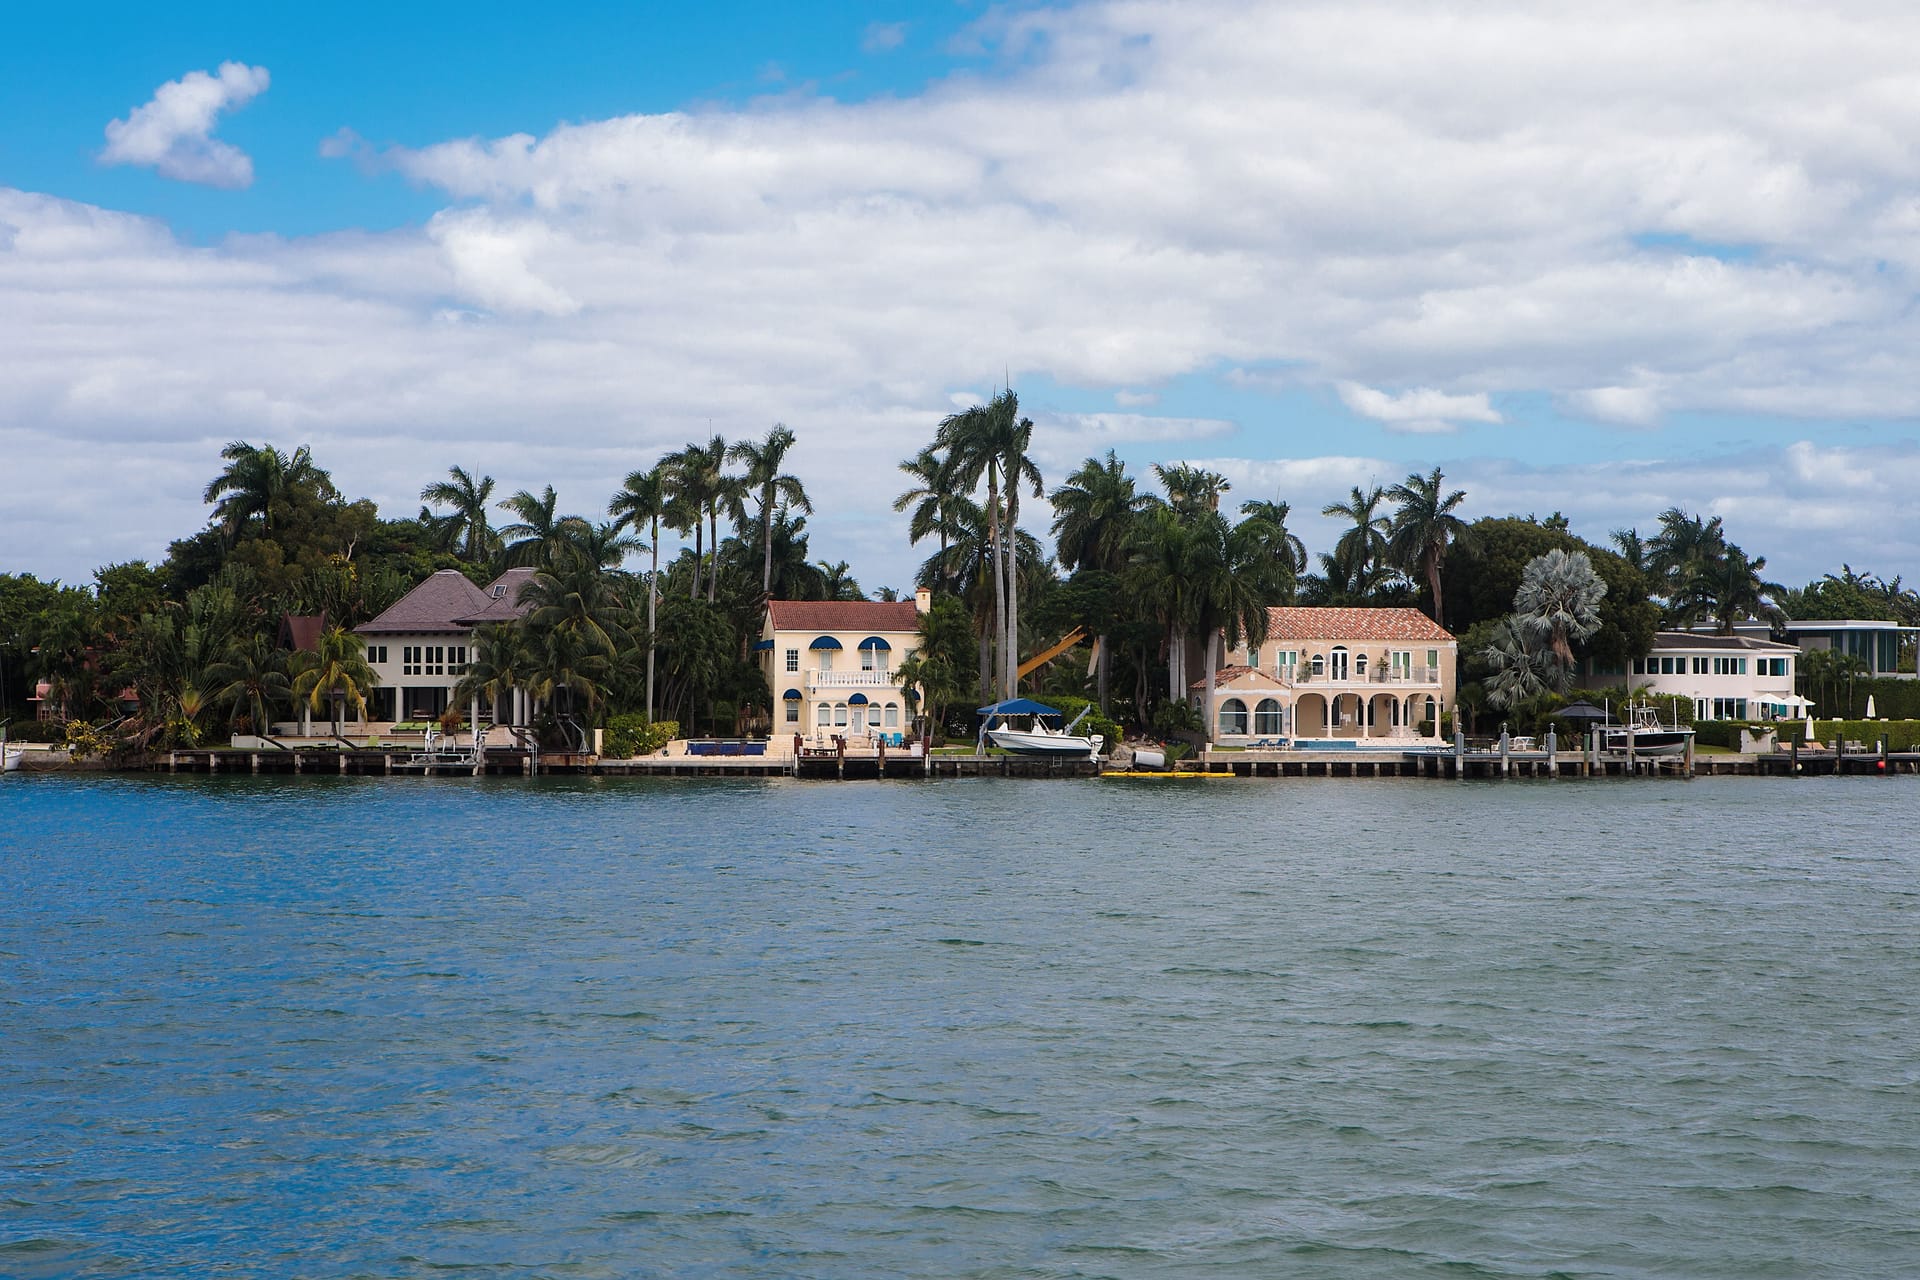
left=857, top=636, right=892, bottom=651
left=977, top=697, right=1061, bottom=717
left=782, top=688, right=802, bottom=701
left=809, top=635, right=842, bottom=650
left=848, top=693, right=869, bottom=705
left=751, top=638, right=774, bottom=651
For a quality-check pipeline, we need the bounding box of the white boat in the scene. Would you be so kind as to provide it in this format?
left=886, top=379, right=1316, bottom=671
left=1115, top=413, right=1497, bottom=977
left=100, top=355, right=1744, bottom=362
left=1602, top=704, right=1695, bottom=757
left=2, top=746, right=21, bottom=773
left=985, top=717, right=1104, bottom=760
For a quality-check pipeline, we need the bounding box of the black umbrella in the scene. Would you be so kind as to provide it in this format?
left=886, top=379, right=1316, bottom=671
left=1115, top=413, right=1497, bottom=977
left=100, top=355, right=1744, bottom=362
left=1553, top=701, right=1610, bottom=723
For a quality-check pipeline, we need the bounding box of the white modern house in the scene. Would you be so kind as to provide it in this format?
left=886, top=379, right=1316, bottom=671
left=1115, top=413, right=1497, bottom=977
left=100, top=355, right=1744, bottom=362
left=1781, top=619, right=1920, bottom=678
left=1591, top=630, right=1806, bottom=720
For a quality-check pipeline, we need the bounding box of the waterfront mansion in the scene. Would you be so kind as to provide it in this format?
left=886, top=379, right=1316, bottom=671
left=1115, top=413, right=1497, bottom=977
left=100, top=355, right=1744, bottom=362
left=1200, top=607, right=1459, bottom=743
left=757, top=592, right=927, bottom=746
left=1589, top=629, right=1807, bottom=721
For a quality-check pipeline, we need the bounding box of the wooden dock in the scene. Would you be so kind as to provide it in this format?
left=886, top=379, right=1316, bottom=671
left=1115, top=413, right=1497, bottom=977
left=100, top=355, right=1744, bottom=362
left=150, top=742, right=1920, bottom=781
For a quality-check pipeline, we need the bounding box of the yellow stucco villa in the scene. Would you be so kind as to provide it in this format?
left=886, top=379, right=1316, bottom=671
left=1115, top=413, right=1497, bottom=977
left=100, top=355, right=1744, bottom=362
left=756, top=591, right=926, bottom=746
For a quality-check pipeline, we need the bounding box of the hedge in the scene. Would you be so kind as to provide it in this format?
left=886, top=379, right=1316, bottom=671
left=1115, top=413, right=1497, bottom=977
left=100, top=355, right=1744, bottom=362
left=1809, top=719, right=1920, bottom=752
left=603, top=715, right=679, bottom=759
left=1808, top=678, right=1920, bottom=721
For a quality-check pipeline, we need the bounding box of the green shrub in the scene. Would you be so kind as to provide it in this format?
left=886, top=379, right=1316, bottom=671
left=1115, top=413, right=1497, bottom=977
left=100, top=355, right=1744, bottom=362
left=1045, top=695, right=1123, bottom=751
left=604, top=714, right=679, bottom=758
left=5, top=719, right=69, bottom=743
left=1810, top=719, right=1920, bottom=751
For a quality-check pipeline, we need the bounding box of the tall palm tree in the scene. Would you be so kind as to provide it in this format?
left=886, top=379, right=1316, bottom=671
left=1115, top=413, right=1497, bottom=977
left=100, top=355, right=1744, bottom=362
left=203, top=441, right=337, bottom=542
left=895, top=446, right=966, bottom=597
left=1190, top=513, right=1275, bottom=742
left=1670, top=544, right=1785, bottom=635
left=290, top=626, right=376, bottom=738
left=728, top=424, right=813, bottom=596
left=497, top=486, right=588, bottom=569
left=817, top=561, right=865, bottom=602
left=1323, top=484, right=1393, bottom=584
left=1610, top=527, right=1650, bottom=577
left=1647, top=507, right=1727, bottom=598
left=1385, top=467, right=1470, bottom=626
left=1237, top=497, right=1308, bottom=606
left=1153, top=462, right=1231, bottom=516
left=938, top=389, right=1041, bottom=698
left=456, top=622, right=539, bottom=727
left=420, top=466, right=499, bottom=563
left=1514, top=548, right=1607, bottom=671
left=1125, top=505, right=1206, bottom=705
left=664, top=436, right=734, bottom=603
left=1052, top=450, right=1153, bottom=709
left=609, top=465, right=667, bottom=720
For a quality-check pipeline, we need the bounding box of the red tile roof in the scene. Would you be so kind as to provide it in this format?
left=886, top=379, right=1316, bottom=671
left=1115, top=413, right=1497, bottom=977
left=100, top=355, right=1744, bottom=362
left=1189, top=664, right=1289, bottom=691
left=278, top=613, right=327, bottom=651
left=357, top=569, right=493, bottom=634
left=1266, top=607, right=1455, bottom=643
left=766, top=599, right=920, bottom=633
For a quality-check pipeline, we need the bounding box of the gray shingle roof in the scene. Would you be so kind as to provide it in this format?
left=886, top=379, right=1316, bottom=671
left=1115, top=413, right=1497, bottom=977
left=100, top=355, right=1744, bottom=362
left=357, top=569, right=493, bottom=635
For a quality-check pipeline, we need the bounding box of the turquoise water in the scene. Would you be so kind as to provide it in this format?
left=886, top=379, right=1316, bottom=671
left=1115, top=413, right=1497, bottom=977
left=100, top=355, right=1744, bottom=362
left=3, top=774, right=1919, bottom=1278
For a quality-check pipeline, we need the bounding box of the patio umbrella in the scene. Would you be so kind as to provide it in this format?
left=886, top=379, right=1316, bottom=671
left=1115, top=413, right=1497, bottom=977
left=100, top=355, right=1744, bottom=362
left=1866, top=694, right=1877, bottom=719
left=1554, top=701, right=1609, bottom=721
left=1806, top=714, right=1817, bottom=741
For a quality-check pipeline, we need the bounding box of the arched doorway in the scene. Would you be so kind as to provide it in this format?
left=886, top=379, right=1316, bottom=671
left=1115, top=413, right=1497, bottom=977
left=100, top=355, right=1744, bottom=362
left=1295, top=693, right=1329, bottom=738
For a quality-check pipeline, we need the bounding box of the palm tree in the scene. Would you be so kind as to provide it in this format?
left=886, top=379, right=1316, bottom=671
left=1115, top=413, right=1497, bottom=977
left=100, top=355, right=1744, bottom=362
left=1322, top=485, right=1393, bottom=584
left=1647, top=507, right=1727, bottom=598
left=209, top=632, right=290, bottom=737
left=664, top=436, right=735, bottom=603
left=609, top=465, right=667, bottom=721
left=1385, top=467, right=1470, bottom=626
left=728, top=425, right=812, bottom=596
left=1670, top=544, right=1784, bottom=635
left=290, top=626, right=376, bottom=738
left=1237, top=497, right=1308, bottom=607
left=1610, top=527, right=1650, bottom=576
left=420, top=466, right=499, bottom=563
left=203, top=441, right=337, bottom=542
left=1190, top=513, right=1276, bottom=742
left=1513, top=548, right=1608, bottom=671
left=938, top=389, right=1041, bottom=698
left=1153, top=463, right=1231, bottom=516
left=1126, top=504, right=1206, bottom=705
left=817, top=561, right=865, bottom=601
left=519, top=554, right=634, bottom=724
left=1052, top=451, right=1153, bottom=710
left=1483, top=616, right=1560, bottom=709
left=497, top=486, right=588, bottom=569
left=895, top=447, right=967, bottom=597
left=456, top=622, right=539, bottom=727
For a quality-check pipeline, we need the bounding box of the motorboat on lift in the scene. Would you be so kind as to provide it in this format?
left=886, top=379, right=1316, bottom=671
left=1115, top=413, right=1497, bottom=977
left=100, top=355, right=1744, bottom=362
left=1602, top=702, right=1695, bottom=757
left=1, top=721, right=22, bottom=773
left=978, top=698, right=1104, bottom=761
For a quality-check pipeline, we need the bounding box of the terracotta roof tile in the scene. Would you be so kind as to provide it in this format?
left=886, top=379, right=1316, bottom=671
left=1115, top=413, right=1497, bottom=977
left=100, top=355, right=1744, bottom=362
left=1189, top=664, right=1289, bottom=691
left=766, top=599, right=920, bottom=633
left=1266, top=607, right=1455, bottom=643
left=357, top=569, right=493, bottom=635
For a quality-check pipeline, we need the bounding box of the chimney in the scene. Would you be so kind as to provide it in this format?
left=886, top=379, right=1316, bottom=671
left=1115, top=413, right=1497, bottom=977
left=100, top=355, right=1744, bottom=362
left=914, top=586, right=931, bottom=615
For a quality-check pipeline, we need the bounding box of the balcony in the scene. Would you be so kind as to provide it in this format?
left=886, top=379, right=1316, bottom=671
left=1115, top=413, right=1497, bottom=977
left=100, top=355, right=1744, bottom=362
left=1282, top=667, right=1442, bottom=687
left=806, top=670, right=902, bottom=691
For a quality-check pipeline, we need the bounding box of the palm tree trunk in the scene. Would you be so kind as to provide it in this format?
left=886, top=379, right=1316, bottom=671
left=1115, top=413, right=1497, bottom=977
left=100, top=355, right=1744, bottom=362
left=1167, top=627, right=1184, bottom=704
left=708, top=507, right=719, bottom=603
left=691, top=520, right=702, bottom=600
left=1096, top=633, right=1110, bottom=713
left=1004, top=487, right=1021, bottom=697
left=978, top=634, right=993, bottom=705
left=987, top=470, right=1007, bottom=699
left=761, top=498, right=774, bottom=596
left=1427, top=551, right=1444, bottom=627
left=1203, top=629, right=1219, bottom=744
left=647, top=517, right=659, bottom=723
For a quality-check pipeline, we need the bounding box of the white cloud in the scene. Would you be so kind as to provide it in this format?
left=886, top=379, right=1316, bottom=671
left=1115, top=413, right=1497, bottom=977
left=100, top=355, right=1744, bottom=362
left=1337, top=383, right=1502, bottom=434
left=14, top=2, right=1920, bottom=586
left=1114, top=389, right=1159, bottom=408
left=100, top=62, right=269, bottom=188
left=862, top=22, right=908, bottom=54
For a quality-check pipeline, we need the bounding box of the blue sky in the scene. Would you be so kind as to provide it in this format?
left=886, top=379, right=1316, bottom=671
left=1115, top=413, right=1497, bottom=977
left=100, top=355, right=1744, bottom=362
left=5, top=0, right=1920, bottom=590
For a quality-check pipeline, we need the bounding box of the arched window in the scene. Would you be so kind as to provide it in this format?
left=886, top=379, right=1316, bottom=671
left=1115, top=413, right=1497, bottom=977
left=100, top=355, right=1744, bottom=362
left=1219, top=698, right=1249, bottom=735
left=1329, top=646, right=1349, bottom=680
left=816, top=704, right=831, bottom=727
left=884, top=704, right=900, bottom=727
left=1354, top=653, right=1368, bottom=676
left=1311, top=652, right=1325, bottom=677
left=834, top=703, right=849, bottom=726
left=1254, top=698, right=1283, bottom=735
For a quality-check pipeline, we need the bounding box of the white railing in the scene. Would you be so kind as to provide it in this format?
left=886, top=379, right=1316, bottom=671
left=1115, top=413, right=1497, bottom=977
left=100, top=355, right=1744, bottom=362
left=806, top=670, right=901, bottom=690
left=1281, top=667, right=1442, bottom=686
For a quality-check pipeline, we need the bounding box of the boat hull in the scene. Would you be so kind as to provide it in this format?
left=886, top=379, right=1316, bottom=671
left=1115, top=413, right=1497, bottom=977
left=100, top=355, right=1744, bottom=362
left=1604, top=730, right=1693, bottom=757
left=986, top=729, right=1102, bottom=759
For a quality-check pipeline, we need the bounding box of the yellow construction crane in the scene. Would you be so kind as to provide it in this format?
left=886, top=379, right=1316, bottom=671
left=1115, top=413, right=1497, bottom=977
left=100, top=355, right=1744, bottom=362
left=1016, top=627, right=1088, bottom=680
